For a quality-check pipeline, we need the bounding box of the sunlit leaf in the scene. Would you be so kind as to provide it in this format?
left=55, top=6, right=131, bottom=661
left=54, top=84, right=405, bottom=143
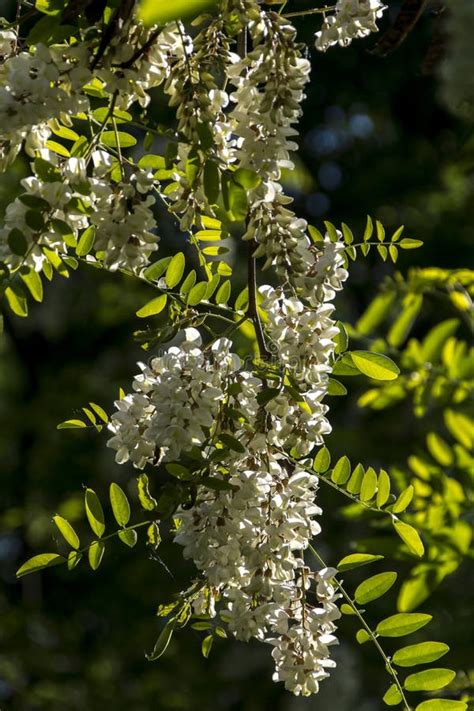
left=16, top=553, right=65, bottom=578
left=393, top=520, right=424, bottom=557
left=53, top=515, right=80, bottom=549
left=376, top=613, right=432, bottom=637
left=109, top=483, right=131, bottom=527
left=88, top=540, right=105, bottom=570
left=404, top=668, right=456, bottom=692
left=146, top=618, right=177, bottom=661
left=354, top=572, right=397, bottom=604
left=136, top=294, right=168, bottom=318
left=337, top=553, right=384, bottom=572
left=351, top=351, right=400, bottom=381
left=392, top=642, right=450, bottom=668
left=85, top=488, right=105, bottom=538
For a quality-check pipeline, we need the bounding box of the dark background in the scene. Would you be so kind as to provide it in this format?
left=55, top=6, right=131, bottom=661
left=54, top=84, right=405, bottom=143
left=0, top=1, right=473, bottom=709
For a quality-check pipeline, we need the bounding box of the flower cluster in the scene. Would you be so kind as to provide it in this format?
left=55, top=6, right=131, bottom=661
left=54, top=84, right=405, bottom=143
left=1, top=0, right=388, bottom=696
left=163, top=21, right=236, bottom=230
left=174, top=452, right=341, bottom=696
left=314, top=0, right=387, bottom=52
left=0, top=150, right=159, bottom=274
left=107, top=330, right=240, bottom=468
left=0, top=36, right=90, bottom=171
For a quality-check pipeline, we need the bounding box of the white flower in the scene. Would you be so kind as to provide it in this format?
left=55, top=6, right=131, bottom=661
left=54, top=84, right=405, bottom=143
left=107, top=331, right=240, bottom=467
left=315, top=0, right=387, bottom=52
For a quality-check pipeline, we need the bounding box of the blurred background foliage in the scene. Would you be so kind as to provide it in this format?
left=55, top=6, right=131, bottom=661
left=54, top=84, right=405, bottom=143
left=0, top=0, right=473, bottom=709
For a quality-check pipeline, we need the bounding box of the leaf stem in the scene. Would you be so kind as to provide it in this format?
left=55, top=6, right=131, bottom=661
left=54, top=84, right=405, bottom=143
left=284, top=452, right=386, bottom=515
left=308, top=544, right=412, bottom=711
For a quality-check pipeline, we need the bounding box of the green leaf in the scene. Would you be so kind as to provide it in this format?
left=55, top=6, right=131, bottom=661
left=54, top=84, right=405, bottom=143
left=118, top=529, right=138, bottom=547
left=227, top=179, right=248, bottom=221
left=177, top=272, right=197, bottom=299
left=88, top=540, right=105, bottom=570
left=57, top=419, right=87, bottom=429
left=313, top=446, right=331, bottom=474
left=20, top=270, right=43, bottom=302
left=324, top=221, right=339, bottom=242
left=5, top=285, right=28, bottom=317
left=404, top=669, right=456, bottom=692
left=137, top=474, right=158, bottom=511
left=377, top=469, right=391, bottom=507
left=136, top=294, right=167, bottom=318
left=203, top=161, right=220, bottom=204
left=399, top=238, right=423, bottom=249
left=356, top=291, right=396, bottom=336
left=234, top=287, right=249, bottom=312
left=426, top=433, right=453, bottom=467
left=375, top=220, right=385, bottom=242
left=101, top=131, right=137, bottom=148
left=356, top=629, right=371, bottom=644
left=146, top=618, right=177, bottom=661
left=331, top=456, right=351, bottom=484
left=109, top=483, right=131, bottom=527
left=341, top=603, right=357, bottom=615
left=415, top=701, right=467, bottom=711
left=351, top=351, right=400, bottom=381
left=308, top=224, right=324, bottom=244
left=233, top=168, right=261, bottom=190
left=93, top=107, right=132, bottom=125
left=46, top=140, right=70, bottom=157
left=8, top=228, right=28, bottom=256
left=165, top=252, right=185, bottom=289
left=327, top=377, right=348, bottom=396
left=377, top=244, right=388, bottom=261
left=392, top=642, right=450, bottom=668
left=67, top=550, right=82, bottom=570
left=420, top=319, right=459, bottom=363
left=16, top=553, right=65, bottom=578
left=138, top=154, right=166, bottom=170
left=53, top=515, right=80, bottom=549
left=76, top=226, right=96, bottom=256
left=383, top=684, right=403, bottom=706
left=341, top=222, right=354, bottom=244
left=392, top=485, right=414, bottom=514
left=85, top=488, right=105, bottom=538
left=363, top=215, right=373, bottom=241
left=376, top=613, right=432, bottom=638
left=144, top=257, right=172, bottom=281
left=187, top=281, right=208, bottom=306
left=89, top=403, right=108, bottom=423
left=147, top=522, right=161, bottom=549
left=215, top=280, right=231, bottom=305
left=346, top=463, right=365, bottom=494
left=360, top=467, right=378, bottom=502
left=219, top=433, right=245, bottom=453
left=393, top=520, right=424, bottom=557
left=389, top=245, right=399, bottom=262
left=354, top=572, right=397, bottom=605
left=201, top=634, right=213, bottom=658
left=388, top=294, right=423, bottom=347
left=444, top=410, right=473, bottom=449
left=337, top=553, right=384, bottom=572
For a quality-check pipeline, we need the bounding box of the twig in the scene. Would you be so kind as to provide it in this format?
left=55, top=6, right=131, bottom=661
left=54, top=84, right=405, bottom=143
left=308, top=544, right=412, bottom=710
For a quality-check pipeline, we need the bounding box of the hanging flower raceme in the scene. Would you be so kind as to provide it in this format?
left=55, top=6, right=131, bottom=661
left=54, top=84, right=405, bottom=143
left=314, top=0, right=387, bottom=52
left=0, top=150, right=160, bottom=274
left=174, top=451, right=341, bottom=694
left=162, top=19, right=238, bottom=230
left=0, top=35, right=91, bottom=171
left=107, top=329, right=241, bottom=468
